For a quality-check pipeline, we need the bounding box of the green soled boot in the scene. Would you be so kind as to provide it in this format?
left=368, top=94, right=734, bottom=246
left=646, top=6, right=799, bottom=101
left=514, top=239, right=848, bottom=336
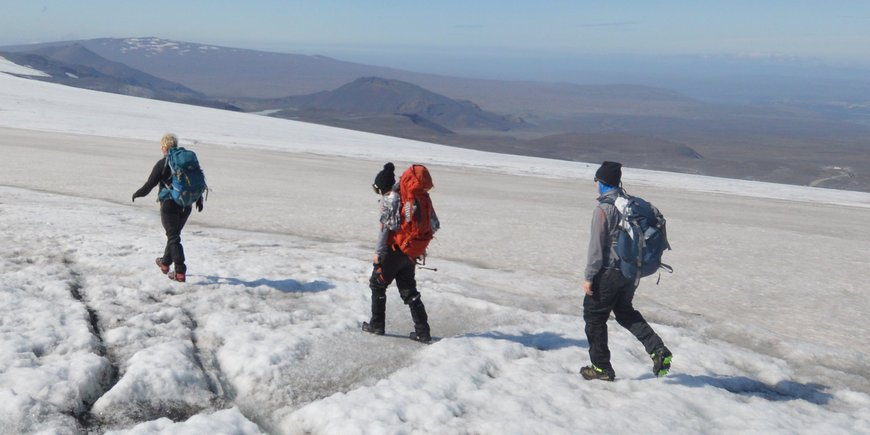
left=651, top=349, right=673, bottom=377
left=580, top=365, right=615, bottom=381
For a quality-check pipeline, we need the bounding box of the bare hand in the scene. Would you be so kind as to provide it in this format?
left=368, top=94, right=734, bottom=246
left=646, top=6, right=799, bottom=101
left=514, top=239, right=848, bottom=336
left=373, top=254, right=380, bottom=264
left=583, top=280, right=594, bottom=296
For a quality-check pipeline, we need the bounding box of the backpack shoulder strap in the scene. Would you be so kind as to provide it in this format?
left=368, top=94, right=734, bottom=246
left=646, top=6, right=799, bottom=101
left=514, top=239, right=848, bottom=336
left=166, top=147, right=180, bottom=172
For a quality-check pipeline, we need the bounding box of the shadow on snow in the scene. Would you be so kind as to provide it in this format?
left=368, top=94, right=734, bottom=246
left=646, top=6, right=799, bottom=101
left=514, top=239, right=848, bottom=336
left=667, top=374, right=833, bottom=405
left=464, top=331, right=588, bottom=351
left=462, top=332, right=832, bottom=407
left=196, top=276, right=335, bottom=293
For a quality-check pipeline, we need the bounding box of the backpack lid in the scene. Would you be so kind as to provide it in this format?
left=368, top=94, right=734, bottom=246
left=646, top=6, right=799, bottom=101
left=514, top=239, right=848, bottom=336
left=400, top=165, right=433, bottom=195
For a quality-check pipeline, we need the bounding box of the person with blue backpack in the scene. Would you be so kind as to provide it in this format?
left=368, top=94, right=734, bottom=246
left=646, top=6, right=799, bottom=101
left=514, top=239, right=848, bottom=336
left=580, top=161, right=672, bottom=381
left=131, top=133, right=206, bottom=282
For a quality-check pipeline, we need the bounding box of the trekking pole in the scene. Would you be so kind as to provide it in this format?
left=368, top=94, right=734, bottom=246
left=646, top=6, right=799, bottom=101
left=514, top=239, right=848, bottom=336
left=415, top=257, right=437, bottom=272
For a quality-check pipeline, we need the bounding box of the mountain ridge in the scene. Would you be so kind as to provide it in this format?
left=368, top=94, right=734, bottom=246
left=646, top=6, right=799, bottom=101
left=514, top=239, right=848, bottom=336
left=252, top=76, right=524, bottom=132
left=0, top=43, right=240, bottom=111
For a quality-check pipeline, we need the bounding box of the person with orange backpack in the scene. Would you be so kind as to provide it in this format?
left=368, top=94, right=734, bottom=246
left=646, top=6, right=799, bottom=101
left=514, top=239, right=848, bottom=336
left=362, top=163, right=440, bottom=343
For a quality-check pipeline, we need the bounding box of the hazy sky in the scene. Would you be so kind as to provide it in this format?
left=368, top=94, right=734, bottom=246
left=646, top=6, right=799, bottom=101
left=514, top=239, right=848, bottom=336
left=2, top=0, right=869, bottom=63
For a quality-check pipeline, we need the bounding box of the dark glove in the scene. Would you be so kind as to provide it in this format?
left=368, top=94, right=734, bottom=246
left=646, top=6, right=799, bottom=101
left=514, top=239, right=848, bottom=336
left=196, top=198, right=203, bottom=212
left=131, top=193, right=137, bottom=202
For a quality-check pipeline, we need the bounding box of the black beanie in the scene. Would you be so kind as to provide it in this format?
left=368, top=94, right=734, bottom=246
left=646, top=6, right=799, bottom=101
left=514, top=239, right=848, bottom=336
left=594, top=161, right=622, bottom=187
left=373, top=162, right=396, bottom=193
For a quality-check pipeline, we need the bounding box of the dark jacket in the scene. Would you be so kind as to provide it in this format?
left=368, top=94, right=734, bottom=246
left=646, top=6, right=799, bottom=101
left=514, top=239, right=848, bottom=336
left=132, top=157, right=203, bottom=209
left=133, top=157, right=171, bottom=200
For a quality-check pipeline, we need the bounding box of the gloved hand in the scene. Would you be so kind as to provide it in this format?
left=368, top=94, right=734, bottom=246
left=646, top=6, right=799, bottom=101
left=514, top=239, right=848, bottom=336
left=196, top=198, right=203, bottom=212
left=131, top=193, right=137, bottom=202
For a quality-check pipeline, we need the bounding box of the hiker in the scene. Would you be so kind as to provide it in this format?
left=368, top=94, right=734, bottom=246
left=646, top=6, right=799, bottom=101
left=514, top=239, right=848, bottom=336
left=131, top=133, right=205, bottom=283
left=361, top=162, right=439, bottom=343
left=580, top=161, right=672, bottom=381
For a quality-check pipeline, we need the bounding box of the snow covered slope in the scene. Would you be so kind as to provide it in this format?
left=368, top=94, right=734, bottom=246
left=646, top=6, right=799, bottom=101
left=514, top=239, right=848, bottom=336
left=0, top=56, right=50, bottom=77
left=1, top=61, right=869, bottom=434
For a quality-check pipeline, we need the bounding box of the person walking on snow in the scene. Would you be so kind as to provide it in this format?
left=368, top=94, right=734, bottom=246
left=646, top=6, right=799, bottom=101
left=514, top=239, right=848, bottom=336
left=131, top=133, right=203, bottom=282
left=361, top=162, right=438, bottom=343
left=581, top=161, right=671, bottom=381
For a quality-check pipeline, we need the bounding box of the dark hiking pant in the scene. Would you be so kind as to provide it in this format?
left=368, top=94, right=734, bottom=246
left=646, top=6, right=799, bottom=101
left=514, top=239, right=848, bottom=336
left=368, top=249, right=430, bottom=336
left=159, top=200, right=192, bottom=274
left=583, top=268, right=665, bottom=374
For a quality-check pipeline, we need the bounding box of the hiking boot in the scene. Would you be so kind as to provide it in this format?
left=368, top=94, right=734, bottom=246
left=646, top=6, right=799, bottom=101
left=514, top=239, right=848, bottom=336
left=651, top=348, right=673, bottom=377
left=580, top=365, right=615, bottom=381
left=361, top=322, right=385, bottom=335
left=409, top=331, right=432, bottom=343
left=155, top=257, right=170, bottom=274
left=167, top=271, right=186, bottom=282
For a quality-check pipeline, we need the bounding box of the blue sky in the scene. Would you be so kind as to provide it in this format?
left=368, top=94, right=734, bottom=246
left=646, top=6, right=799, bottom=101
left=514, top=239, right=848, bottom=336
left=2, top=0, right=869, bottom=63
left=3, top=0, right=870, bottom=93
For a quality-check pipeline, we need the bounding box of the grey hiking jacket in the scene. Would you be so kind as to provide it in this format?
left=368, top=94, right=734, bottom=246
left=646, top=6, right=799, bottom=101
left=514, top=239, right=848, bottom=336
left=584, top=189, right=622, bottom=281
left=375, top=189, right=402, bottom=259
left=374, top=185, right=441, bottom=259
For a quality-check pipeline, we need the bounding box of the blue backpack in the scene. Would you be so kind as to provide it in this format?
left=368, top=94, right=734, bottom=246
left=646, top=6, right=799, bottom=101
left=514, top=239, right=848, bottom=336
left=608, top=191, right=673, bottom=285
left=161, top=147, right=207, bottom=207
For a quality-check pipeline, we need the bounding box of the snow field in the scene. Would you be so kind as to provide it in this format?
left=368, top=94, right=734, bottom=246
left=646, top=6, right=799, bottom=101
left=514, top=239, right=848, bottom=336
left=2, top=186, right=869, bottom=433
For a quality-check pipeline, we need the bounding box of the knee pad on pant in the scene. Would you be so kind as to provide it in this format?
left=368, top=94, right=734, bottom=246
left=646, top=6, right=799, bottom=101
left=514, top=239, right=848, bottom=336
left=399, top=289, right=421, bottom=305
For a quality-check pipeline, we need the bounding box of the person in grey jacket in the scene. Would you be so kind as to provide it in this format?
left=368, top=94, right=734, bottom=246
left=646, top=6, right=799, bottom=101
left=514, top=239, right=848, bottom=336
left=580, top=161, right=671, bottom=381
left=361, top=163, right=435, bottom=343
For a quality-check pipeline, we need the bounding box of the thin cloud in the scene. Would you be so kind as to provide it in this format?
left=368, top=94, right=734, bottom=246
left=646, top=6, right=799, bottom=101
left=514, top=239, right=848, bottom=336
left=577, top=21, right=637, bottom=28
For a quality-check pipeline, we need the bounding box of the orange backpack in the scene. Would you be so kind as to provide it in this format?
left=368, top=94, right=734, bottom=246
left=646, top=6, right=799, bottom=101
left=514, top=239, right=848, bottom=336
left=391, top=164, right=435, bottom=260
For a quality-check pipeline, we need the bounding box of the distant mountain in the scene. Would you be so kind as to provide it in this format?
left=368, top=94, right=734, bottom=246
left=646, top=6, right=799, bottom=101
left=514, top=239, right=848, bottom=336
left=0, top=44, right=240, bottom=111
left=271, top=109, right=457, bottom=143
left=261, top=77, right=524, bottom=131
left=62, top=37, right=408, bottom=99
left=0, top=37, right=703, bottom=117
left=27, top=44, right=199, bottom=96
